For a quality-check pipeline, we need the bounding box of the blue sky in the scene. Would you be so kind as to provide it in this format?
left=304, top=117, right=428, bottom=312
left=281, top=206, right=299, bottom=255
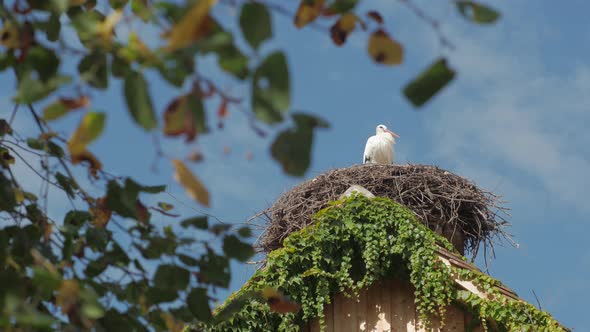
left=3, top=0, right=590, bottom=330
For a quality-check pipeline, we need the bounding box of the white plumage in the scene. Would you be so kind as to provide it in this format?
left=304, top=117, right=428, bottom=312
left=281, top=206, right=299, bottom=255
left=363, top=124, right=399, bottom=164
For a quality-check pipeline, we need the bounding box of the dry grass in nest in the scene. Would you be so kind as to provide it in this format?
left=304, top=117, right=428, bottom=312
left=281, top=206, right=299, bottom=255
left=255, top=164, right=511, bottom=260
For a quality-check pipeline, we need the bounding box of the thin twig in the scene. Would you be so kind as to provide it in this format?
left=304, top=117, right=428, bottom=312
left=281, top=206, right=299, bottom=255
left=397, top=0, right=455, bottom=50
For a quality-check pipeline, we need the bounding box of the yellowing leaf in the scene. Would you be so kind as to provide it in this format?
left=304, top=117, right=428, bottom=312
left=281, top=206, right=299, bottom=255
left=161, top=312, right=184, bottom=332
left=14, top=188, right=24, bottom=204
left=57, top=279, right=80, bottom=315
left=330, top=13, right=357, bottom=46
left=67, top=112, right=106, bottom=156
left=98, top=10, right=122, bottom=46
left=294, top=0, right=326, bottom=28
left=0, top=21, right=20, bottom=49
left=367, top=29, right=403, bottom=66
left=165, top=0, right=217, bottom=52
left=171, top=159, right=209, bottom=207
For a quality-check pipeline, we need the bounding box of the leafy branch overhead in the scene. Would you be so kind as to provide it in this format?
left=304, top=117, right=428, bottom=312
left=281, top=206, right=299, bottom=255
left=0, top=0, right=501, bottom=331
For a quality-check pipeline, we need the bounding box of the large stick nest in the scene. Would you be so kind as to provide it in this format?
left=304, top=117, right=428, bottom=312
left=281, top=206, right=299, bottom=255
left=256, top=164, right=511, bottom=258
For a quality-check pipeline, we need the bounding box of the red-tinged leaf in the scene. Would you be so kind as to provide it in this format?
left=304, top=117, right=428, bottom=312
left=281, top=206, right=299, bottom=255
left=245, top=151, right=253, bottom=161
left=223, top=146, right=231, bottom=155
left=61, top=96, right=90, bottom=110
left=163, top=93, right=207, bottom=142
left=217, top=99, right=228, bottom=119
left=367, top=29, right=403, bottom=65
left=187, top=150, right=204, bottom=163
left=135, top=200, right=149, bottom=224
left=367, top=10, right=383, bottom=24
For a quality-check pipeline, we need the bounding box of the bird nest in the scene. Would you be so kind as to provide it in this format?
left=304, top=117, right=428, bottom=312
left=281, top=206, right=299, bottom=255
left=255, top=164, right=511, bottom=259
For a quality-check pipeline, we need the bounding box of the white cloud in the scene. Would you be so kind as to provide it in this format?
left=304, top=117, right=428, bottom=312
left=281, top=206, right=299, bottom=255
left=426, top=21, right=590, bottom=215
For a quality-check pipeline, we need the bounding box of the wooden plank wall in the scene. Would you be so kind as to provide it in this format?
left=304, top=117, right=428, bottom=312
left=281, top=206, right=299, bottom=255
left=305, top=279, right=481, bottom=332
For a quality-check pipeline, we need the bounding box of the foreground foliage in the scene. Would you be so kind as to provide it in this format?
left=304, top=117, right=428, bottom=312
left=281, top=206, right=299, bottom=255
left=195, top=196, right=565, bottom=332
left=0, top=0, right=503, bottom=330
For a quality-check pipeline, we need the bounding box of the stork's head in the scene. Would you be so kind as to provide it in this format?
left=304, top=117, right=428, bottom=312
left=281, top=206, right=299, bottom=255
left=376, top=124, right=400, bottom=139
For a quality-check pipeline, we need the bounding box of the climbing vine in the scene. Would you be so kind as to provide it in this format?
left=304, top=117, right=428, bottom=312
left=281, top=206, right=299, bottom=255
left=189, top=196, right=566, bottom=332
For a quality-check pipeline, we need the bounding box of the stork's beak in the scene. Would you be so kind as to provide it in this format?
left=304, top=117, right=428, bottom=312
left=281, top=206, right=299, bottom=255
left=386, top=129, right=400, bottom=139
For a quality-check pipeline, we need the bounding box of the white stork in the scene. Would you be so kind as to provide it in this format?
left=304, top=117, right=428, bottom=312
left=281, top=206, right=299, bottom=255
left=363, top=124, right=400, bottom=164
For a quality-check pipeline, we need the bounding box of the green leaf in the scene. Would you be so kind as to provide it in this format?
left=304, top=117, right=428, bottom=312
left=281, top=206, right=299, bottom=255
left=26, top=138, right=45, bottom=150
left=14, top=73, right=71, bottom=104
left=50, top=0, right=69, bottom=14
left=456, top=1, right=500, bottom=24
left=252, top=51, right=290, bottom=124
left=124, top=70, right=157, bottom=130
left=85, top=257, right=108, bottom=278
left=271, top=113, right=329, bottom=176
left=403, top=58, right=456, bottom=107
left=78, top=51, right=108, bottom=89
left=223, top=235, right=254, bottom=262
left=0, top=119, right=12, bottom=136
left=47, top=141, right=65, bottom=158
left=198, top=250, right=230, bottom=287
left=178, top=253, right=199, bottom=266
left=326, top=0, right=359, bottom=13
left=56, top=172, right=77, bottom=199
left=15, top=311, right=55, bottom=328
left=32, top=266, right=62, bottom=295
left=154, top=264, right=190, bottom=291
left=187, top=287, right=212, bottom=322
left=180, top=216, right=208, bottom=230
left=70, top=10, right=103, bottom=44
left=28, top=46, right=60, bottom=82
left=46, top=13, right=62, bottom=41
left=217, top=44, right=249, bottom=80
left=240, top=3, right=272, bottom=50
left=237, top=226, right=252, bottom=238
left=43, top=102, right=68, bottom=121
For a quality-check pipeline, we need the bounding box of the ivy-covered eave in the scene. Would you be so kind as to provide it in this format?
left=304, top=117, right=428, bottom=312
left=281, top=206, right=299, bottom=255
left=190, top=195, right=567, bottom=332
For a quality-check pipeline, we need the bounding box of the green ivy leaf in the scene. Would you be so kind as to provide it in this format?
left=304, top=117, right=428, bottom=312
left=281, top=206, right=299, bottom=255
left=456, top=1, right=500, bottom=24
left=222, top=235, right=254, bottom=262
left=187, top=287, right=213, bottom=322
left=252, top=51, right=290, bottom=124
left=239, top=3, right=272, bottom=50
left=124, top=70, right=157, bottom=130
left=403, top=58, right=456, bottom=108
left=271, top=113, right=329, bottom=176
left=180, top=216, right=208, bottom=230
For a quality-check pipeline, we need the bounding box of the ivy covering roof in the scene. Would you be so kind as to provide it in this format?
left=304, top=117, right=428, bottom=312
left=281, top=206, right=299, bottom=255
left=189, top=195, right=567, bottom=332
